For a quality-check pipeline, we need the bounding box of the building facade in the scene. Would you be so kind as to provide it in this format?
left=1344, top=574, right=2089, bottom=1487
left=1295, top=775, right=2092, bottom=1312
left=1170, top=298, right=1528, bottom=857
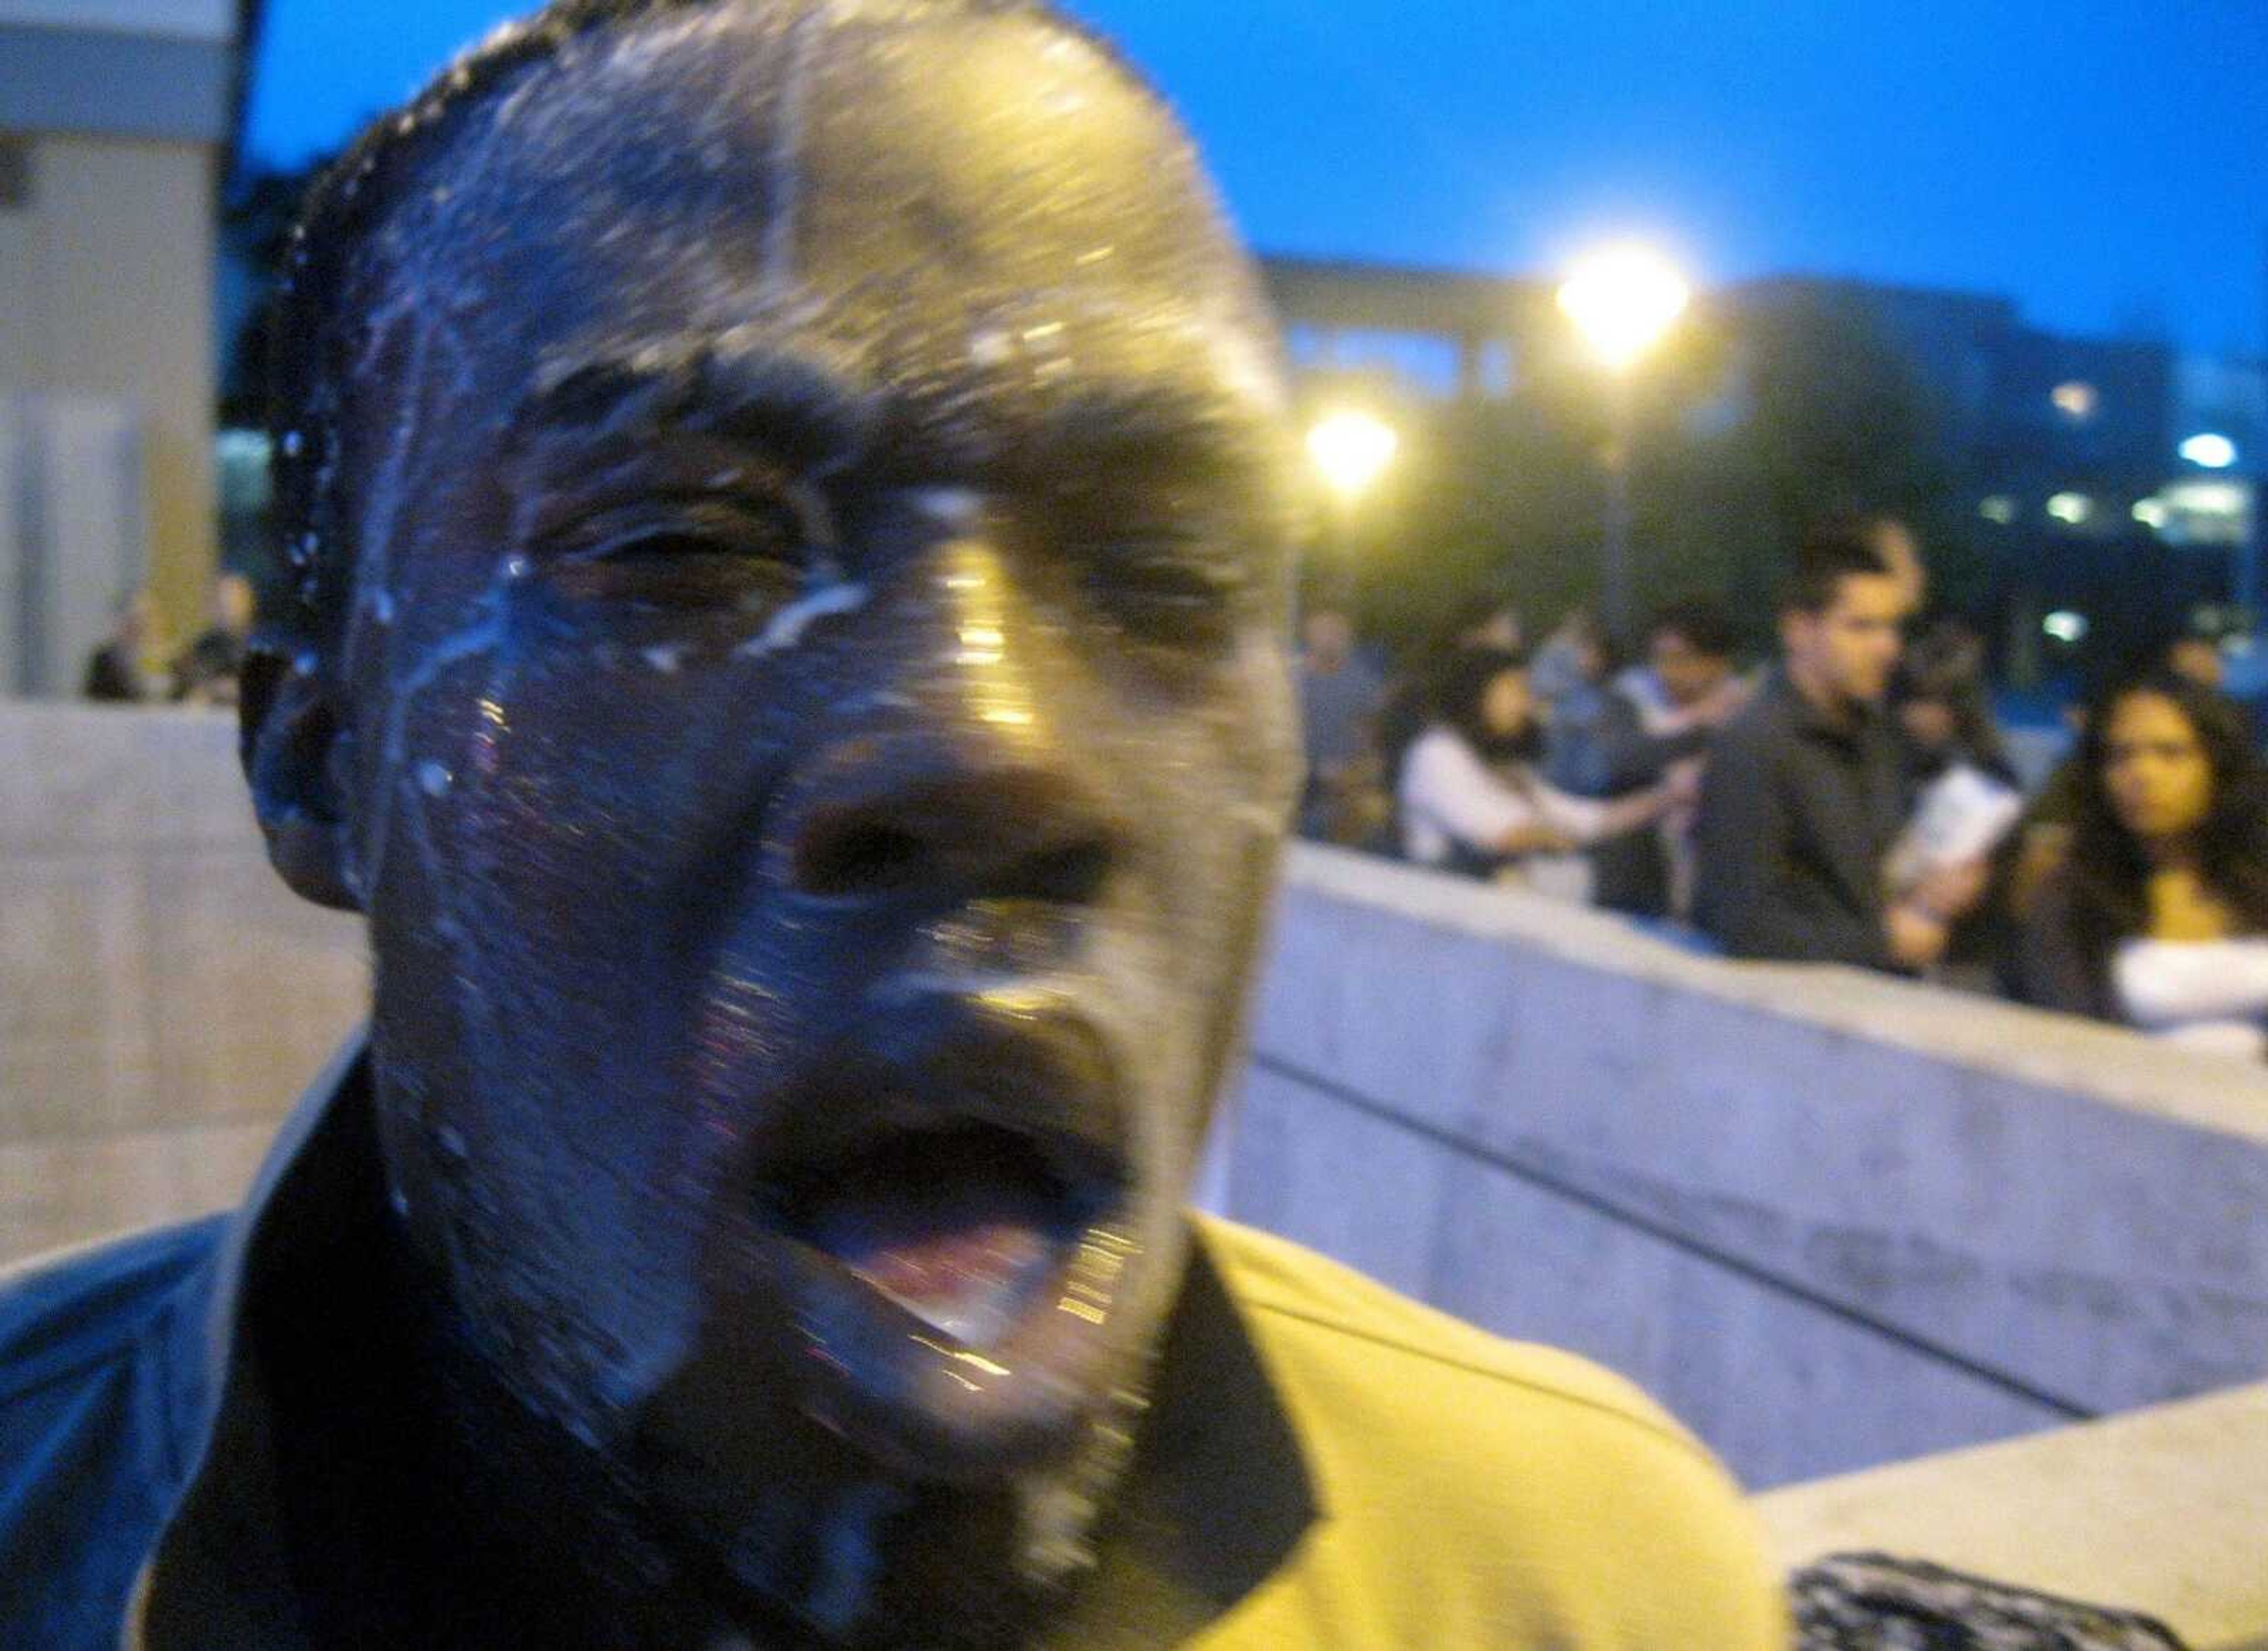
left=0, top=0, right=248, bottom=694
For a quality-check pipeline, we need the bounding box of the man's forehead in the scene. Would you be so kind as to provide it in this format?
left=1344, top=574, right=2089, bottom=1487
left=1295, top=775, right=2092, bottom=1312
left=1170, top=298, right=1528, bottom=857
left=366, top=0, right=1282, bottom=444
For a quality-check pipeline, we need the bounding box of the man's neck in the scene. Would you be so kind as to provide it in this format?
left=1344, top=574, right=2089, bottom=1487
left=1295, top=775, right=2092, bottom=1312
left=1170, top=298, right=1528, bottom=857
left=1784, top=657, right=1860, bottom=727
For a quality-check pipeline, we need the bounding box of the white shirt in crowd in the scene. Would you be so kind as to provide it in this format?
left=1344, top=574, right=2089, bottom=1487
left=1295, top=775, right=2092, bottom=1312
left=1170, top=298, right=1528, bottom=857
left=1398, top=727, right=1610, bottom=869
left=2113, top=937, right=2268, bottom=1061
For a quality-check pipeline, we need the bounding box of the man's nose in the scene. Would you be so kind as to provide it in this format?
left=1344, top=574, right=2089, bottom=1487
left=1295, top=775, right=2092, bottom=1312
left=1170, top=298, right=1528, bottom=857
left=772, top=534, right=1125, bottom=909
left=778, top=750, right=1121, bottom=908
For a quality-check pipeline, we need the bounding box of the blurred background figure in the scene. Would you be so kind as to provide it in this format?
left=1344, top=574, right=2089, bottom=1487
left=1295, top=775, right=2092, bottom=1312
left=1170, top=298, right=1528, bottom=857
left=81, top=593, right=155, bottom=704
left=1885, top=619, right=2025, bottom=981
left=2016, top=672, right=2268, bottom=1058
left=1865, top=515, right=1927, bottom=618
left=2162, top=631, right=2227, bottom=696
left=1527, top=606, right=1610, bottom=718
left=1399, top=644, right=1686, bottom=892
left=1547, top=597, right=1746, bottom=918
left=1297, top=599, right=1389, bottom=843
left=1694, top=521, right=1986, bottom=970
left=170, top=572, right=256, bottom=707
left=1373, top=589, right=1527, bottom=812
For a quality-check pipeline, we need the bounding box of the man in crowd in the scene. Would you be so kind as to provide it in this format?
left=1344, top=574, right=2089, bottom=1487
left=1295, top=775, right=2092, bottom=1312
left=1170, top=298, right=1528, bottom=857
left=170, top=570, right=257, bottom=706
left=1295, top=599, right=1386, bottom=841
left=1548, top=596, right=1745, bottom=917
left=1695, top=522, right=1982, bottom=969
left=0, top=3, right=1787, bottom=1647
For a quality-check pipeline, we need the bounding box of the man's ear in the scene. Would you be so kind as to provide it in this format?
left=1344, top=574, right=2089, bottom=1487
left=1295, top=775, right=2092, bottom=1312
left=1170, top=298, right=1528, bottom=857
left=239, top=636, right=364, bottom=912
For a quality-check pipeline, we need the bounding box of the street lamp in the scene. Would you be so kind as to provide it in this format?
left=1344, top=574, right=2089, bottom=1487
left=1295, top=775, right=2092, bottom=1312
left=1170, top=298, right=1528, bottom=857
left=1307, top=409, right=1399, bottom=505
left=1305, top=409, right=1399, bottom=592
left=1557, top=244, right=1691, bottom=639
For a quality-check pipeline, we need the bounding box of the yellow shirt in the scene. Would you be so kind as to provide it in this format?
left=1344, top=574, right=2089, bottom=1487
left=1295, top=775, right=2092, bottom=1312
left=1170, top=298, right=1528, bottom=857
left=1148, top=1217, right=1793, bottom=1650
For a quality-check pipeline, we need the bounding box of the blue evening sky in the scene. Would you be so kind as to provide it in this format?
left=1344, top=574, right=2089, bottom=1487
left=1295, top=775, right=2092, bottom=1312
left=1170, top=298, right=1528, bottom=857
left=245, top=1, right=2268, bottom=354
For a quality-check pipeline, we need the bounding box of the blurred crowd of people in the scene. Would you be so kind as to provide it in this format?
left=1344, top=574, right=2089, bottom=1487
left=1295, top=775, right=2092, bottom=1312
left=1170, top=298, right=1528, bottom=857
left=80, top=572, right=255, bottom=708
left=1301, top=516, right=2268, bottom=1062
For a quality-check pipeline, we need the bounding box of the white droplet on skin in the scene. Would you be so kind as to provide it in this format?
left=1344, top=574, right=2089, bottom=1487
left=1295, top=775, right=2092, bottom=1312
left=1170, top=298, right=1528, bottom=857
left=735, top=581, right=870, bottom=659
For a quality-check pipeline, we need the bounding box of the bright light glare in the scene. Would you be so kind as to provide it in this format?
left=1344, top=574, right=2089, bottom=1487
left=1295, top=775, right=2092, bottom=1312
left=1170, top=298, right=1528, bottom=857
left=2180, top=433, right=2238, bottom=469
left=2051, top=381, right=2098, bottom=420
left=1979, top=495, right=2017, bottom=524
left=1306, top=410, right=1399, bottom=502
left=2043, top=611, right=2088, bottom=644
left=2047, top=492, right=2093, bottom=524
left=2165, top=481, right=2247, bottom=516
left=1557, top=245, right=1691, bottom=372
left=2133, top=499, right=2169, bottom=530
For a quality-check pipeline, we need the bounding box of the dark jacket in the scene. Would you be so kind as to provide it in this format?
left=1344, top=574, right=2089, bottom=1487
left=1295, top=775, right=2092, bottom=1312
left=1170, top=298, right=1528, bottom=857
left=1546, top=673, right=1713, bottom=917
left=2011, top=869, right=2119, bottom=1021
left=1692, top=670, right=1905, bottom=968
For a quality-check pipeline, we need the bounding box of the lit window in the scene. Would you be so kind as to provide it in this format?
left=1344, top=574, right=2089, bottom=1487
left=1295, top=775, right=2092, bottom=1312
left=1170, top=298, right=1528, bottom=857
left=2042, top=611, right=2089, bottom=644
left=2046, top=492, right=2092, bottom=525
left=1979, top=496, right=2017, bottom=524
left=2051, top=381, right=2098, bottom=421
left=2133, top=498, right=2169, bottom=530
left=2179, top=433, right=2238, bottom=469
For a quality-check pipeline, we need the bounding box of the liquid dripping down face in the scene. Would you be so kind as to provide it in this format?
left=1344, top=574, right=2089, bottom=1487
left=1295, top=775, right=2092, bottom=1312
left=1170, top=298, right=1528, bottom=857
left=328, top=0, right=1299, bottom=1568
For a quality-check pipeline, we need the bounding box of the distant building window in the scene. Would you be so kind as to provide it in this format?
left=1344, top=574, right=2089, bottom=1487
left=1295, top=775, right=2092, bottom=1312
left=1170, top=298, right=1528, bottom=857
left=0, top=137, right=30, bottom=211
left=2050, top=381, right=2098, bottom=422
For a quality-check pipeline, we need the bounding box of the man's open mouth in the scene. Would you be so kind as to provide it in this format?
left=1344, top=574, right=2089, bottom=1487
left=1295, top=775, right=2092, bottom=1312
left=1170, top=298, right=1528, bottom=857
left=777, top=1118, right=1115, bottom=1349
left=745, top=996, right=1136, bottom=1360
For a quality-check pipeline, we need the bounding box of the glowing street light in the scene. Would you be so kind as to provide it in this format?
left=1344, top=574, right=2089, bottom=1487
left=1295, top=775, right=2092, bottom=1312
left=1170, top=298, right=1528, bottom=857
left=1306, top=410, right=1399, bottom=505
left=2181, top=432, right=2238, bottom=470
left=1557, top=244, right=1692, bottom=373
left=1557, top=243, right=1691, bottom=639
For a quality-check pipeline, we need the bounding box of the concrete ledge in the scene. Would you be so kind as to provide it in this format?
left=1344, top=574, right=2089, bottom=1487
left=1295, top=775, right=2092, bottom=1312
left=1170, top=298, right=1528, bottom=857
left=1216, top=845, right=2268, bottom=1484
left=1758, top=1382, right=2268, bottom=1651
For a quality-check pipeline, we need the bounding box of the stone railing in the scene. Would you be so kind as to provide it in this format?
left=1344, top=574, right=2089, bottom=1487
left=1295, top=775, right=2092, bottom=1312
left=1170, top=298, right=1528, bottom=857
left=1210, top=844, right=2268, bottom=1489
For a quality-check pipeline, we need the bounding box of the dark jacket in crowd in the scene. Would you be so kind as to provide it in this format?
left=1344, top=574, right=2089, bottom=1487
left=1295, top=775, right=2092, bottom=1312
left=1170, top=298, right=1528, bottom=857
left=1692, top=670, right=1905, bottom=969
left=81, top=645, right=142, bottom=703
left=2010, top=869, right=2117, bottom=1022
left=1546, top=672, right=1712, bottom=917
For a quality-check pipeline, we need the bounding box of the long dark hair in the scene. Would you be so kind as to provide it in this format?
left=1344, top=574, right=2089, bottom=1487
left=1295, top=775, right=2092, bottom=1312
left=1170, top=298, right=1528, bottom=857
left=1427, top=645, right=1541, bottom=763
left=2061, top=671, right=2268, bottom=981
left=1890, top=620, right=2015, bottom=785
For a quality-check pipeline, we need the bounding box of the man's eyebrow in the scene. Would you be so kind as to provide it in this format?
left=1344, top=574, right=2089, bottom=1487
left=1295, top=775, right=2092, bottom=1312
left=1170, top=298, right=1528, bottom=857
left=980, top=380, right=1280, bottom=481
left=514, top=337, right=876, bottom=472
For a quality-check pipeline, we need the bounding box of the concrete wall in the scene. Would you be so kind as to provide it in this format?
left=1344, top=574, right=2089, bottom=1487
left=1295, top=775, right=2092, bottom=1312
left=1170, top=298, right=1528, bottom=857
left=1212, top=844, right=2268, bottom=1488
left=0, top=703, right=364, bottom=1265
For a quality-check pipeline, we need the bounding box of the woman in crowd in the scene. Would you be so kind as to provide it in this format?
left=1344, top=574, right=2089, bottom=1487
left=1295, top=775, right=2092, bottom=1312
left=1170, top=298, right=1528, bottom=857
left=1889, top=620, right=2019, bottom=801
left=2017, top=671, right=2268, bottom=1055
left=1398, top=645, right=1686, bottom=885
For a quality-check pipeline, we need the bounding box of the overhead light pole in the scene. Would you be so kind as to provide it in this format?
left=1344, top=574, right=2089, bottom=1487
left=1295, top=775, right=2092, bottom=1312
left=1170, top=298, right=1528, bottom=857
left=1557, top=244, right=1690, bottom=641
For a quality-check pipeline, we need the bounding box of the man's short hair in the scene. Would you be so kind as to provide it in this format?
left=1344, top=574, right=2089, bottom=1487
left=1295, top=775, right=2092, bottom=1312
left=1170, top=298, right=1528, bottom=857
left=1647, top=596, right=1736, bottom=658
left=1781, top=518, right=1892, bottom=617
left=263, top=0, right=1146, bottom=652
